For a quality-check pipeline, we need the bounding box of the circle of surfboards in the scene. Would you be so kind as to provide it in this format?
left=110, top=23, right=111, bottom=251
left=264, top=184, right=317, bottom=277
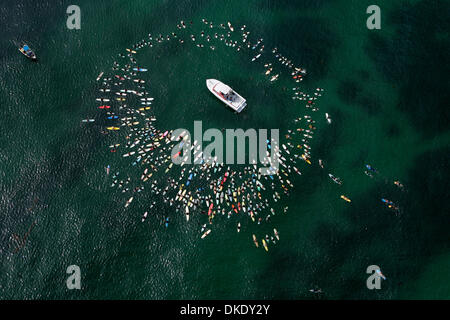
left=85, top=18, right=330, bottom=252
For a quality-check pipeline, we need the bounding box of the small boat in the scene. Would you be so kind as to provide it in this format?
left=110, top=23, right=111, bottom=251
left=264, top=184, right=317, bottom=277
left=96, top=72, right=104, bottom=81
left=365, top=164, right=377, bottom=173
left=328, top=173, right=342, bottom=185
left=394, top=180, right=404, bottom=189
left=133, top=67, right=148, bottom=72
left=302, top=154, right=312, bottom=165
left=274, top=228, right=280, bottom=241
left=262, top=239, right=268, bottom=251
left=251, top=54, right=261, bottom=62
left=381, top=198, right=399, bottom=211
left=186, top=173, right=193, bottom=186
left=270, top=74, right=279, bottom=82
left=376, top=269, right=386, bottom=280
left=124, top=196, right=134, bottom=208
left=207, top=203, right=214, bottom=216
left=185, top=206, right=190, bottom=221
left=318, top=159, right=324, bottom=168
left=201, top=229, right=211, bottom=239
left=206, top=79, right=246, bottom=113
left=19, top=43, right=37, bottom=61
left=122, top=151, right=135, bottom=157
left=165, top=217, right=169, bottom=228
left=141, top=211, right=148, bottom=222
left=252, top=234, right=259, bottom=247
left=340, top=195, right=351, bottom=203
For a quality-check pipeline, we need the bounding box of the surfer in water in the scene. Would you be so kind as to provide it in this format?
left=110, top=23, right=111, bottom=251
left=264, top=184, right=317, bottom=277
left=309, top=288, right=322, bottom=294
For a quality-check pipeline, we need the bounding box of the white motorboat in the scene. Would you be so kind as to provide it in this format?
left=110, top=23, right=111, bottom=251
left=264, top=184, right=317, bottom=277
left=206, top=79, right=246, bottom=113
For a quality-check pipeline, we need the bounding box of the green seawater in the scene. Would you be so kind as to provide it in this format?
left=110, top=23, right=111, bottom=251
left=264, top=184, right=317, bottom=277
left=0, top=0, right=449, bottom=299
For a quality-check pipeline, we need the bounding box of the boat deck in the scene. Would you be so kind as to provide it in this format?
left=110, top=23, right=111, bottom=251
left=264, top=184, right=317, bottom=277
left=206, top=79, right=246, bottom=113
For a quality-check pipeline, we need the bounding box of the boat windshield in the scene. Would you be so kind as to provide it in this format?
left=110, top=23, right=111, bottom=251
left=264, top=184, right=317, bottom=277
left=224, top=90, right=237, bottom=102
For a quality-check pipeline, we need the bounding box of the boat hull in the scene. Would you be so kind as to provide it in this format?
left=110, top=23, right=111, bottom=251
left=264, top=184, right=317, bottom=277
left=19, top=45, right=37, bottom=61
left=206, top=79, right=246, bottom=113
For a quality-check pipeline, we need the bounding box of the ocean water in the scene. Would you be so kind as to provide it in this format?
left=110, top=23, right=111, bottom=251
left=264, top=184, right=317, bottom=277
left=0, top=0, right=449, bottom=299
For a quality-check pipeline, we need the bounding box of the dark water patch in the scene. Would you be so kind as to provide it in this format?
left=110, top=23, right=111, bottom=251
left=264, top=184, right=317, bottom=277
left=337, top=79, right=380, bottom=115
left=0, top=120, right=106, bottom=260
left=386, top=122, right=400, bottom=137
left=47, top=133, right=103, bottom=186
left=358, top=70, right=371, bottom=81
left=337, top=80, right=361, bottom=104
left=313, top=107, right=345, bottom=162
left=403, top=147, right=449, bottom=248
left=259, top=0, right=336, bottom=12
left=365, top=0, right=450, bottom=137
left=357, top=96, right=380, bottom=116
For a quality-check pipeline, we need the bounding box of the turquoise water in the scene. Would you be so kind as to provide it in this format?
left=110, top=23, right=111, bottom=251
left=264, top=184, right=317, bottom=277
left=0, top=0, right=449, bottom=299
